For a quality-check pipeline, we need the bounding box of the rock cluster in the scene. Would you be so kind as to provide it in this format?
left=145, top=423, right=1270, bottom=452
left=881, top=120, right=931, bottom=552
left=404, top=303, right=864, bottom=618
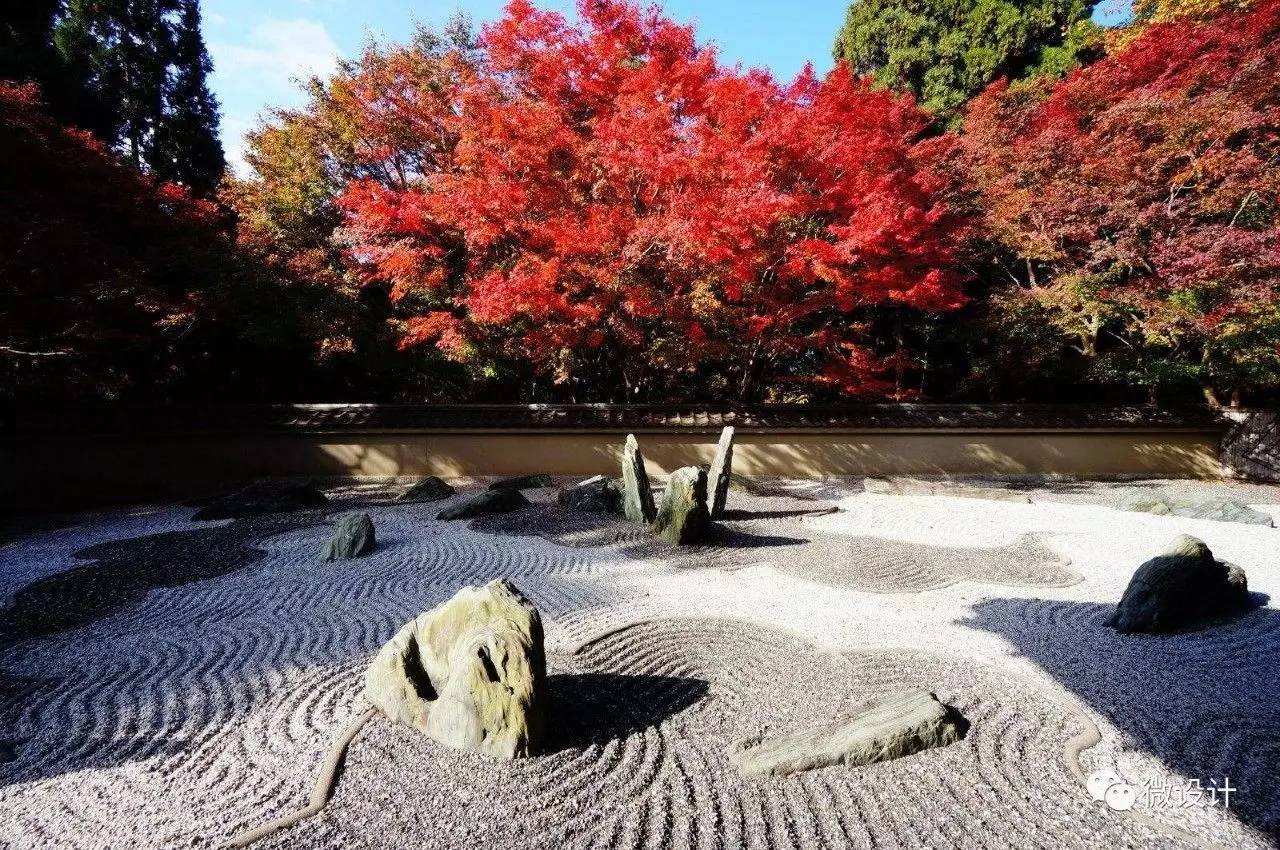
left=1105, top=534, right=1251, bottom=633
left=320, top=512, right=375, bottom=561
left=365, top=579, right=546, bottom=758
left=730, top=689, right=968, bottom=777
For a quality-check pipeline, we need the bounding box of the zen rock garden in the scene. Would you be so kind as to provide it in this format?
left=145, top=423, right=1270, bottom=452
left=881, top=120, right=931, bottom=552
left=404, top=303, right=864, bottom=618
left=3, top=442, right=1278, bottom=850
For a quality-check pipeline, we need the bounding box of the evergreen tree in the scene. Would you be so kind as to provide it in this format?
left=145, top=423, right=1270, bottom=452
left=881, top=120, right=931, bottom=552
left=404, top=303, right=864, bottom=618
left=832, top=0, right=1103, bottom=119
left=43, top=0, right=223, bottom=194
left=154, top=0, right=224, bottom=195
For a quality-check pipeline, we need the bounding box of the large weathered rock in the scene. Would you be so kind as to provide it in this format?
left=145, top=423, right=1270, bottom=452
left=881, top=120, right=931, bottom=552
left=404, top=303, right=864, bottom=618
left=1105, top=535, right=1251, bottom=634
left=489, top=474, right=554, bottom=491
left=707, top=426, right=735, bottom=519
left=557, top=475, right=623, bottom=514
left=193, top=481, right=328, bottom=520
left=1120, top=495, right=1273, bottom=527
left=729, top=689, right=968, bottom=777
left=437, top=489, right=530, bottom=520
left=364, top=579, right=546, bottom=758
left=621, top=434, right=656, bottom=524
left=321, top=512, right=375, bottom=561
left=398, top=476, right=455, bottom=502
left=652, top=466, right=711, bottom=545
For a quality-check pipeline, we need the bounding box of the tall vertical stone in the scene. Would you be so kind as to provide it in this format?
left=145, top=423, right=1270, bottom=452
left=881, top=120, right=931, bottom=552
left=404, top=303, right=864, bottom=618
left=707, top=425, right=734, bottom=519
left=652, top=466, right=710, bottom=545
left=622, top=434, right=657, bottom=523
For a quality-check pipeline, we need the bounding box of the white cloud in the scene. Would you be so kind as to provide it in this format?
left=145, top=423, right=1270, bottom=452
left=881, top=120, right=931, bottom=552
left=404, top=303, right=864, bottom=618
left=210, top=18, right=341, bottom=87
left=210, top=18, right=342, bottom=179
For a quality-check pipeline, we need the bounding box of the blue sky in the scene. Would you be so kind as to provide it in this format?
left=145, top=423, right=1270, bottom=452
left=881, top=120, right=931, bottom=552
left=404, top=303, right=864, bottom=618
left=205, top=0, right=1131, bottom=175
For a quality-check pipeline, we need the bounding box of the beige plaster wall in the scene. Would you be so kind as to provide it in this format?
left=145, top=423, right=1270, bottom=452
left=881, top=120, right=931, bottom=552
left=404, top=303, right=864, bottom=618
left=5, top=428, right=1223, bottom=513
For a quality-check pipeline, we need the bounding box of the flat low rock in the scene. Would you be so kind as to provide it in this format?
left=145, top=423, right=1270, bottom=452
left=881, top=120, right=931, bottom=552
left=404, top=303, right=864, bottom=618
left=397, top=476, right=455, bottom=502
left=652, top=466, right=710, bottom=545
left=321, top=512, right=375, bottom=561
left=192, top=481, right=329, bottom=520
left=1121, top=495, right=1273, bottom=527
left=1105, top=534, right=1251, bottom=634
left=437, top=489, right=530, bottom=520
left=729, top=689, right=968, bottom=777
left=557, top=475, right=623, bottom=514
left=863, top=477, right=1031, bottom=503
left=364, top=579, right=546, bottom=758
left=489, top=474, right=554, bottom=491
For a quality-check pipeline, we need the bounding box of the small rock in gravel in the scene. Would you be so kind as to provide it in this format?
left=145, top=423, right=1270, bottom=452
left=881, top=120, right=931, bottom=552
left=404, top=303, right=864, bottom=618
left=489, top=474, right=554, bottom=491
left=557, top=475, right=623, bottom=514
left=364, top=578, right=545, bottom=758
left=652, top=466, right=711, bottom=545
left=1105, top=534, right=1251, bottom=633
left=320, top=512, right=376, bottom=561
left=397, top=476, right=455, bottom=502
left=729, top=689, right=969, bottom=776
left=437, top=489, right=530, bottom=520
left=193, top=481, right=328, bottom=520
left=621, top=434, right=657, bottom=524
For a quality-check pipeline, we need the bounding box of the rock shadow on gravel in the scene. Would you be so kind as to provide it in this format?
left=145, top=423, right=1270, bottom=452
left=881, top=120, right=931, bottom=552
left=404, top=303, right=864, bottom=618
left=0, top=511, right=326, bottom=643
left=962, top=596, right=1280, bottom=841
left=542, top=672, right=710, bottom=753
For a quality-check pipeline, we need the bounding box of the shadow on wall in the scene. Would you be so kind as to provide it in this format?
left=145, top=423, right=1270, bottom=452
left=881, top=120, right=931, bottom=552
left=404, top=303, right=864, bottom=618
left=960, top=597, right=1280, bottom=841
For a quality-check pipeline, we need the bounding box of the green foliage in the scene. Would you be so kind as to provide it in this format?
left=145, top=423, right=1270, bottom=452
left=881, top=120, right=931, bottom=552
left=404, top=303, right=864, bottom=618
left=832, top=0, right=1103, bottom=118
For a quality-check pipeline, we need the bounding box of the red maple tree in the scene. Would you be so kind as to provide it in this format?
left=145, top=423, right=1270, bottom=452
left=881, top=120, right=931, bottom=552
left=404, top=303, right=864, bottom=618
left=962, top=0, right=1280, bottom=403
left=337, top=0, right=969, bottom=400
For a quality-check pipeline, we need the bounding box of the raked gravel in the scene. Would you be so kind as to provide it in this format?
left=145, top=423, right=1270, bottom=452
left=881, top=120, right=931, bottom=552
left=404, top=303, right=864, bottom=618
left=0, top=477, right=1277, bottom=849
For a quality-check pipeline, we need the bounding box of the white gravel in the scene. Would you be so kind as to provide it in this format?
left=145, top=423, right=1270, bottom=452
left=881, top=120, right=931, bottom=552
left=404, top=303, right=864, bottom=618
left=0, top=477, right=1277, bottom=849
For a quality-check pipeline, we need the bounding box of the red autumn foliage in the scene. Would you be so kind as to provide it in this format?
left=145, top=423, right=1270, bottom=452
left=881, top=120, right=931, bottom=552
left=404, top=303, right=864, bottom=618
left=961, top=0, right=1280, bottom=398
left=0, top=80, right=227, bottom=397
left=336, top=0, right=969, bottom=400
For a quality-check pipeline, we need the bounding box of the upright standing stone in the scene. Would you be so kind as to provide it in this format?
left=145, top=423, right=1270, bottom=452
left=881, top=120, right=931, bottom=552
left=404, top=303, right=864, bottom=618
left=707, top=426, right=735, bottom=519
left=652, top=466, right=710, bottom=544
left=621, top=434, right=656, bottom=524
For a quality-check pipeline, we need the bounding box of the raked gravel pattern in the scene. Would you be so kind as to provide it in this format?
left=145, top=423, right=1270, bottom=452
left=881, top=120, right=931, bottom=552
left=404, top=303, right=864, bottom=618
left=0, top=477, right=1277, bottom=849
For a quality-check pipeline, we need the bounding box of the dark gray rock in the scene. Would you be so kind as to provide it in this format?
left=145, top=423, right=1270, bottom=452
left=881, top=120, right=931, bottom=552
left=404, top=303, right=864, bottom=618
left=321, top=512, right=376, bottom=561
left=707, top=426, right=735, bottom=519
left=652, top=466, right=710, bottom=545
left=489, top=474, right=554, bottom=491
left=437, top=489, right=530, bottom=520
left=398, top=476, right=455, bottom=502
left=1120, top=495, right=1272, bottom=526
left=193, top=481, right=328, bottom=520
left=621, top=434, right=656, bottom=524
left=557, top=475, right=623, bottom=514
left=1105, top=535, right=1251, bottom=634
left=729, top=689, right=968, bottom=777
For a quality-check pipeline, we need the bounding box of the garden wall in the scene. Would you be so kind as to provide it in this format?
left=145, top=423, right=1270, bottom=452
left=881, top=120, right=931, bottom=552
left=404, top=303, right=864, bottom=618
left=3, top=404, right=1245, bottom=513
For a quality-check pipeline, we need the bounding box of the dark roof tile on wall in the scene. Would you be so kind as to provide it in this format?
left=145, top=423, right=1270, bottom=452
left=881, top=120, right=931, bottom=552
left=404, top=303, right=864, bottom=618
left=3, top=403, right=1232, bottom=436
